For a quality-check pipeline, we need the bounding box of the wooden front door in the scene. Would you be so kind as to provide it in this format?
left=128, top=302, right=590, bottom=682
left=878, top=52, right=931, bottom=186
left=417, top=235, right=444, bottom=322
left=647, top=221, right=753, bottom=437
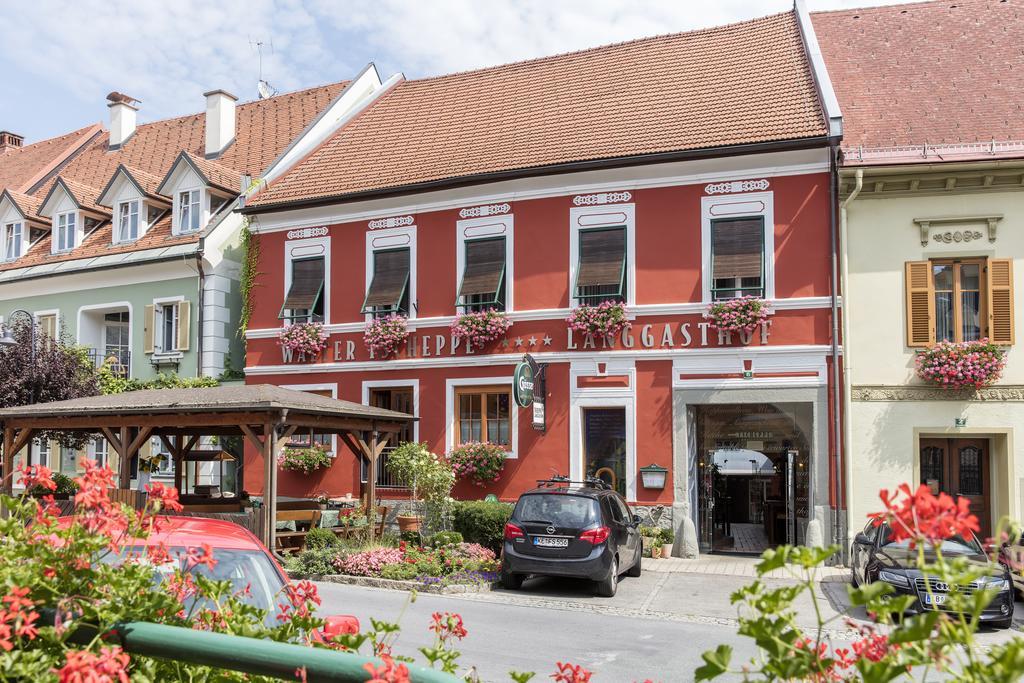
left=920, top=438, right=991, bottom=539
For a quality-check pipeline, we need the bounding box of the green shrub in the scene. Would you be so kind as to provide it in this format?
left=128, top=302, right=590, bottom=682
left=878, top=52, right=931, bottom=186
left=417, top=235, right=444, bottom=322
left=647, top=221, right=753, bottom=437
left=304, top=526, right=338, bottom=550
left=284, top=548, right=339, bottom=576
left=639, top=526, right=660, bottom=538
left=427, top=531, right=464, bottom=548
left=29, top=472, right=78, bottom=497
left=380, top=563, right=419, bottom=581
left=659, top=527, right=674, bottom=543
left=451, top=500, right=513, bottom=552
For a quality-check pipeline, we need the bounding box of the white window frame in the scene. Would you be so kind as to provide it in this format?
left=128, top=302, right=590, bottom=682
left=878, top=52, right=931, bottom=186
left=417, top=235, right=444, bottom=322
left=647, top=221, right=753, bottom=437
left=91, top=436, right=108, bottom=467
left=176, top=188, right=202, bottom=234
left=283, top=236, right=330, bottom=325
left=455, top=214, right=514, bottom=313
left=152, top=296, right=184, bottom=355
left=568, top=203, right=635, bottom=309
left=280, top=383, right=339, bottom=455
left=53, top=211, right=78, bottom=253
left=445, top=376, right=518, bottom=459
left=362, top=379, right=420, bottom=443
left=364, top=224, right=417, bottom=322
left=700, top=191, right=775, bottom=303
left=116, top=199, right=140, bottom=243
left=569, top=360, right=637, bottom=502
left=3, top=221, right=23, bottom=260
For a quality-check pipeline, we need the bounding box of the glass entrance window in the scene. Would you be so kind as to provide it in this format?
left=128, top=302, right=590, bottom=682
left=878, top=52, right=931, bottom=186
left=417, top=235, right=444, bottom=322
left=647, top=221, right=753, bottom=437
left=104, top=311, right=130, bottom=366
left=583, top=407, right=627, bottom=496
left=693, top=403, right=812, bottom=554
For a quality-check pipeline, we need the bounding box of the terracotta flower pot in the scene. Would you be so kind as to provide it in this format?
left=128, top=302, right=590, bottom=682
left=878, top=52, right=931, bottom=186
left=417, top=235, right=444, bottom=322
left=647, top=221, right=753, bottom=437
left=397, top=515, right=422, bottom=532
left=661, top=543, right=674, bottom=558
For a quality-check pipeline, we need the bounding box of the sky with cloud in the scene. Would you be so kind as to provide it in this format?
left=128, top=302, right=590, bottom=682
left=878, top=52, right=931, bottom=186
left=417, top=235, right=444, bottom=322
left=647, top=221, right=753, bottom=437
left=0, top=0, right=914, bottom=143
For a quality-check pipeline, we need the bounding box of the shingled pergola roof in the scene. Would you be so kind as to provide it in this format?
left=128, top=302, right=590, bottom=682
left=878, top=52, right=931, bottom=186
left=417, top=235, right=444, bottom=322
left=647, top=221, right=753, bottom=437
left=0, top=384, right=414, bottom=547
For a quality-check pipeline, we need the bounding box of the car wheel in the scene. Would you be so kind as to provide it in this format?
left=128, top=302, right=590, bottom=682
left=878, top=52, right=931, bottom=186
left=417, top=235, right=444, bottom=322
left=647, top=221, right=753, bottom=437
left=626, top=549, right=641, bottom=577
left=851, top=567, right=860, bottom=587
left=596, top=557, right=618, bottom=597
left=501, top=570, right=524, bottom=590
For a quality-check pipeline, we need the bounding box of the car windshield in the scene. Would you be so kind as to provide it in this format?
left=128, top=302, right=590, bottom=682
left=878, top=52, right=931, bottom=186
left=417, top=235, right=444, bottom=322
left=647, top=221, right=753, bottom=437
left=515, top=494, right=600, bottom=528
left=879, top=527, right=983, bottom=555
left=99, top=546, right=285, bottom=621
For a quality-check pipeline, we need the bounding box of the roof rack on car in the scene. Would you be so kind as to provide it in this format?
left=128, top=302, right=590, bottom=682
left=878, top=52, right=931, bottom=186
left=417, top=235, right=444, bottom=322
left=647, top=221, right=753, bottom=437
left=535, top=475, right=611, bottom=491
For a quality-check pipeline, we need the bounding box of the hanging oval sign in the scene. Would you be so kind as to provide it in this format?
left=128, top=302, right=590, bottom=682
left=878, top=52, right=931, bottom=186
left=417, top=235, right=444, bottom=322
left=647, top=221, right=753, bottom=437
left=513, top=360, right=535, bottom=408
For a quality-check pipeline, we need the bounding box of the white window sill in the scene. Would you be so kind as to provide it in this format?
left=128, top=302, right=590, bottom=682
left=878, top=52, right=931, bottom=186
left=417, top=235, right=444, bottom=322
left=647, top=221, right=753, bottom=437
left=150, top=351, right=184, bottom=363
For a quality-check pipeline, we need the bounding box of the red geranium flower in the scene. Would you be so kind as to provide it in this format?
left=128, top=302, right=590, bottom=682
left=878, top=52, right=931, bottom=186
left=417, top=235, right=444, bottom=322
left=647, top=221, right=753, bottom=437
left=868, top=483, right=979, bottom=547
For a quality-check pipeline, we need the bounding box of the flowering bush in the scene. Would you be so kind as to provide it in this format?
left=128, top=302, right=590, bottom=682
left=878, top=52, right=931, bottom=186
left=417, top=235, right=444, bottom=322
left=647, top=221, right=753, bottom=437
left=915, top=338, right=1006, bottom=389
left=450, top=308, right=512, bottom=346
left=364, top=313, right=409, bottom=358
left=448, top=441, right=507, bottom=486
left=277, top=322, right=328, bottom=359
left=330, top=541, right=498, bottom=586
left=334, top=547, right=405, bottom=576
left=694, top=484, right=1024, bottom=681
left=277, top=442, right=332, bottom=473
left=566, top=300, right=630, bottom=339
left=703, top=295, right=770, bottom=335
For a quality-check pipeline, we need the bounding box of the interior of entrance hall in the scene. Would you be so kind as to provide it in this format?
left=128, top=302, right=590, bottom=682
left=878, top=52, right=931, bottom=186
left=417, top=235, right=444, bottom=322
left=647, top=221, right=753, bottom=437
left=695, top=403, right=812, bottom=555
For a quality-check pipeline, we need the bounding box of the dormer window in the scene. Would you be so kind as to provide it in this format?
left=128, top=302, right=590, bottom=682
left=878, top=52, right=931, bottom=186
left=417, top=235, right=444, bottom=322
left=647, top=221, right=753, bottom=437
left=55, top=212, right=77, bottom=252
left=3, top=222, right=22, bottom=260
left=117, top=200, right=140, bottom=242
left=178, top=190, right=201, bottom=233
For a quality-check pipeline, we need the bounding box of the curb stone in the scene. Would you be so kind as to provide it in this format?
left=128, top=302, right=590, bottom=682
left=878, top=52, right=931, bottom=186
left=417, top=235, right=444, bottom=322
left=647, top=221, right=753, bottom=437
left=290, top=571, right=499, bottom=594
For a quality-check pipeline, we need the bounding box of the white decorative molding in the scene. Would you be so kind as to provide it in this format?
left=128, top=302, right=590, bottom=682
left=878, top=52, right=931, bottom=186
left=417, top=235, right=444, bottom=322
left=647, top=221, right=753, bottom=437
left=285, top=226, right=328, bottom=240
left=572, top=191, right=631, bottom=206
left=853, top=385, right=1024, bottom=402
left=932, top=230, right=984, bottom=245
left=704, top=179, right=770, bottom=195
left=913, top=214, right=1003, bottom=247
left=458, top=203, right=510, bottom=218
left=368, top=215, right=414, bottom=230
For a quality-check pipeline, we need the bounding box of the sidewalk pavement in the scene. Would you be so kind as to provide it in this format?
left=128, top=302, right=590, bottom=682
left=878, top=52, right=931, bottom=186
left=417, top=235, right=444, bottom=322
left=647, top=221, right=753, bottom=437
left=645, top=553, right=849, bottom=580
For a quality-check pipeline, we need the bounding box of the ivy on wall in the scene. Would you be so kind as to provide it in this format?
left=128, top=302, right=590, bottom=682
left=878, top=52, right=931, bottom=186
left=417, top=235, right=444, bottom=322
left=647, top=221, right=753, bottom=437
left=237, top=218, right=262, bottom=341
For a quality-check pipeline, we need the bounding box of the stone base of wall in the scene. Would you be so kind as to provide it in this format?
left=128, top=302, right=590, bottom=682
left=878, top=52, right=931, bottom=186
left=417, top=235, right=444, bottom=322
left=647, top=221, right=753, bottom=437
left=289, top=572, right=496, bottom=594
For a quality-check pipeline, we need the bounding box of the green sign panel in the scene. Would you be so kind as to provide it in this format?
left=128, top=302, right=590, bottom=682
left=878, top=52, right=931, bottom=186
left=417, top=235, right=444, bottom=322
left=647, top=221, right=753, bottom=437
left=513, top=359, right=535, bottom=408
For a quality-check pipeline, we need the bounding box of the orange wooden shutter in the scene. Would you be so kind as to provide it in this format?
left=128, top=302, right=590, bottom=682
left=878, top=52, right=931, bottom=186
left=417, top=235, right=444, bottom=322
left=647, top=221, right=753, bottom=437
left=987, top=258, right=1015, bottom=345
left=905, top=261, right=934, bottom=347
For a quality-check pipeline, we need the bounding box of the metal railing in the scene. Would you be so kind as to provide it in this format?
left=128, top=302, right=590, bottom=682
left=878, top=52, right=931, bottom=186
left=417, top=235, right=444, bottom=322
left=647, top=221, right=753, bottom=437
left=87, top=347, right=131, bottom=377
left=45, top=608, right=457, bottom=682
left=360, top=447, right=406, bottom=488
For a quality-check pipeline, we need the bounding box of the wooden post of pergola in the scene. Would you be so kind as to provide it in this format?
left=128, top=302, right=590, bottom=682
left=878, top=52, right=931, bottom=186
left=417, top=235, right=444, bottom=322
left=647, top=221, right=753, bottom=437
left=0, top=385, right=414, bottom=549
left=339, top=428, right=388, bottom=540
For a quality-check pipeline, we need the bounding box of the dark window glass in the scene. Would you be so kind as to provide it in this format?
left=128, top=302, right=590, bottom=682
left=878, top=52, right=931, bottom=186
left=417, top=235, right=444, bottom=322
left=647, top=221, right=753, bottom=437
left=959, top=446, right=982, bottom=496
left=921, top=446, right=944, bottom=492
left=711, top=217, right=764, bottom=299
left=575, top=227, right=626, bottom=304
left=514, top=494, right=600, bottom=528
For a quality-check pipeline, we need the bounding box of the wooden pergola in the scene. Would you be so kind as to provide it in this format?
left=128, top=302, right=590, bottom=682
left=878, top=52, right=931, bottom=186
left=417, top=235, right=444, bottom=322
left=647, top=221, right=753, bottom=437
left=0, top=384, right=414, bottom=548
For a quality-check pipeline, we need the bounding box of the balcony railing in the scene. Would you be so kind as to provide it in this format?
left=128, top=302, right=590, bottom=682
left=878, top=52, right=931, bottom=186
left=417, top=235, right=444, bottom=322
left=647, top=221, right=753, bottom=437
left=87, top=348, right=130, bottom=378
left=360, top=446, right=406, bottom=488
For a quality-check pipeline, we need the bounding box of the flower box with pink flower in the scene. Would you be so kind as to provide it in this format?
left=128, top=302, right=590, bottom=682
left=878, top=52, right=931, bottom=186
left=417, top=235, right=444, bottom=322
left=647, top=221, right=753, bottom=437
left=450, top=309, right=512, bottom=347
left=915, top=338, right=1006, bottom=389
left=704, top=296, right=771, bottom=335
left=277, top=322, right=328, bottom=361
left=364, top=314, right=410, bottom=358
left=566, top=300, right=630, bottom=340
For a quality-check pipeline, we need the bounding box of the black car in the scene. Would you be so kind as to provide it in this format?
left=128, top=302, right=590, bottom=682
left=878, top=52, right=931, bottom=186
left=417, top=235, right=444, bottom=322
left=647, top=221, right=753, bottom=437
left=500, top=478, right=642, bottom=597
left=850, top=521, right=1014, bottom=629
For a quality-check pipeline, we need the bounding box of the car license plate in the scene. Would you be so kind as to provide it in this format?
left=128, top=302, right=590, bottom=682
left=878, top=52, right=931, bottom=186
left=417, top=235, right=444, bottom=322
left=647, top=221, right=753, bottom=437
left=534, top=537, right=568, bottom=548
left=923, top=594, right=946, bottom=606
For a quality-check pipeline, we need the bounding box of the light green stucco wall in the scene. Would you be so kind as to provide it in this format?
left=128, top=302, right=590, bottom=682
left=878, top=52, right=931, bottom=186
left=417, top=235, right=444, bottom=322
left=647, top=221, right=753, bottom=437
left=6, top=275, right=200, bottom=380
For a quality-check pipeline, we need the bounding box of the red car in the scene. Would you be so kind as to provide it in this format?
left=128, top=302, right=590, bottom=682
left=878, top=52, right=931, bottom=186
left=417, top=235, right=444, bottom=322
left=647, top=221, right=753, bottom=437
left=67, top=515, right=356, bottom=632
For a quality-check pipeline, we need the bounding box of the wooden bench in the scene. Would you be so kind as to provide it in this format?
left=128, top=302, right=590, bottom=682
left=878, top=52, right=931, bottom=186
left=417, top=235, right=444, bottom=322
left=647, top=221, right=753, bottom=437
left=331, top=506, right=389, bottom=540
left=275, top=509, right=321, bottom=554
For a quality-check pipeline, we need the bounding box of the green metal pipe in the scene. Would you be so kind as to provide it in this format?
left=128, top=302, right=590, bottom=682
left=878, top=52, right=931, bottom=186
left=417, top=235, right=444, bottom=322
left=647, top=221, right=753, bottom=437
left=42, top=610, right=457, bottom=683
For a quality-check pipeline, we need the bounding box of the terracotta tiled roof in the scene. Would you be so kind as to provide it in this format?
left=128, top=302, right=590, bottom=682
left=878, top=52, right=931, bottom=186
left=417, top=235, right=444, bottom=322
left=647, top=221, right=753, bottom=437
left=1, top=80, right=347, bottom=271
left=249, top=11, right=827, bottom=208
left=118, top=165, right=165, bottom=200
left=812, top=0, right=1024, bottom=160
left=1, top=190, right=44, bottom=225
left=0, top=124, right=101, bottom=194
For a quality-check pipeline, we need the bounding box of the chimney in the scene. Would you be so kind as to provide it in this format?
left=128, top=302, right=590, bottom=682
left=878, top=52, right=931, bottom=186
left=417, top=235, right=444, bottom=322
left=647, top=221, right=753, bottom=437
left=203, top=89, right=237, bottom=158
left=106, top=92, right=140, bottom=149
left=0, top=131, right=23, bottom=154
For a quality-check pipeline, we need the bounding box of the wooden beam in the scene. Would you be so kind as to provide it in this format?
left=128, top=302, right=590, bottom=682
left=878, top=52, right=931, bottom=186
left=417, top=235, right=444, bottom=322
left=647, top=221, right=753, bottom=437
left=281, top=416, right=407, bottom=434
left=101, top=427, right=124, bottom=456
left=2, top=427, right=14, bottom=498
left=182, top=435, right=200, bottom=453
left=9, top=428, right=37, bottom=461
left=366, top=430, right=379, bottom=542
left=3, top=411, right=280, bottom=431
left=239, top=424, right=264, bottom=453
left=118, top=426, right=131, bottom=489
left=261, top=423, right=277, bottom=551
left=126, top=427, right=154, bottom=459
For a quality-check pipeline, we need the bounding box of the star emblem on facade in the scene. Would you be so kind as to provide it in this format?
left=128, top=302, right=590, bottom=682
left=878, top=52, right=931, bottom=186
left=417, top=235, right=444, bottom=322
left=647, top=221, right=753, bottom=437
left=501, top=338, right=511, bottom=348
left=542, top=335, right=553, bottom=346
left=514, top=337, right=524, bottom=347
left=528, top=336, right=538, bottom=346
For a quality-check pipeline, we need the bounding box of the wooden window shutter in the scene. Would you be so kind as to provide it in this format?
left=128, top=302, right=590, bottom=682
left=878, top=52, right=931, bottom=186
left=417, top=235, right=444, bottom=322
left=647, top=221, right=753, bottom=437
left=576, top=228, right=626, bottom=289
left=143, top=304, right=155, bottom=354
left=905, top=261, right=934, bottom=347
left=176, top=300, right=191, bottom=351
left=282, top=257, right=325, bottom=310
left=459, top=238, right=505, bottom=298
left=712, top=218, right=763, bottom=280
left=362, top=248, right=410, bottom=311
left=987, top=258, right=1015, bottom=345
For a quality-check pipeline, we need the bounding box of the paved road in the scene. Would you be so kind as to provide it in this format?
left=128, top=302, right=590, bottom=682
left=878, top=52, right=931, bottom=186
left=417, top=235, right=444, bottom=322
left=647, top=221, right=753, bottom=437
left=314, top=565, right=1024, bottom=682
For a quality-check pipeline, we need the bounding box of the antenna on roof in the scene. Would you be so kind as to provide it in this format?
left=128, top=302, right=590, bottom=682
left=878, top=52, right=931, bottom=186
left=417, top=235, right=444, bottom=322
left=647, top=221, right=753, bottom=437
left=249, top=36, right=278, bottom=99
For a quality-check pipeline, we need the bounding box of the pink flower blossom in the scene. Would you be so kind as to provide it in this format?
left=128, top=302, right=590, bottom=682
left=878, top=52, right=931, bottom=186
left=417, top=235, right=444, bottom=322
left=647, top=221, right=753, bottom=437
left=364, top=314, right=409, bottom=357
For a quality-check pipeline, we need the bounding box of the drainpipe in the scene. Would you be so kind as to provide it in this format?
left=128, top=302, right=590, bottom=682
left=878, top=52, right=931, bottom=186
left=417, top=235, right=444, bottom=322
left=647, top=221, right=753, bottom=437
left=838, top=167, right=863, bottom=563
left=195, top=240, right=205, bottom=379
left=828, top=142, right=843, bottom=557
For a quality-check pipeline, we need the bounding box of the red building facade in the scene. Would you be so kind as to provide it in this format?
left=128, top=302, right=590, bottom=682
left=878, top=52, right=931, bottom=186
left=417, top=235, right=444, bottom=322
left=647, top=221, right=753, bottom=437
left=241, top=9, right=844, bottom=555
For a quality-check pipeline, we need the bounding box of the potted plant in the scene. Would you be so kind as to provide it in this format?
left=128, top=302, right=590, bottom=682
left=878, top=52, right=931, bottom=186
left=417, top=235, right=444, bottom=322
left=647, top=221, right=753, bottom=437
left=915, top=338, right=1006, bottom=389
left=650, top=538, right=663, bottom=559
left=639, top=526, right=659, bottom=556
left=447, top=441, right=507, bottom=486
left=364, top=313, right=409, bottom=358
left=277, top=442, right=332, bottom=474
left=450, top=309, right=512, bottom=347
left=659, top=527, right=675, bottom=558
left=566, top=300, right=630, bottom=340
left=387, top=442, right=456, bottom=534
left=278, top=321, right=329, bottom=360
left=137, top=452, right=167, bottom=489
left=704, top=296, right=771, bottom=335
